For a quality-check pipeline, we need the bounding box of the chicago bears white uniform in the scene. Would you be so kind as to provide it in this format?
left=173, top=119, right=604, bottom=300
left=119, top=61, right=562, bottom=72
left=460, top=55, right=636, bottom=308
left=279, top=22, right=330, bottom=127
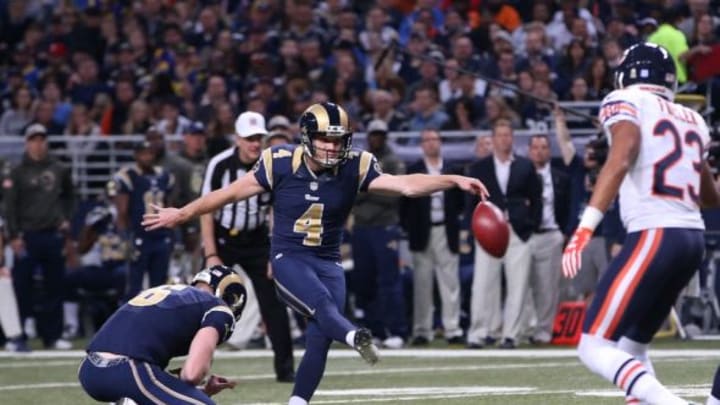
left=600, top=86, right=711, bottom=232
left=564, top=42, right=712, bottom=405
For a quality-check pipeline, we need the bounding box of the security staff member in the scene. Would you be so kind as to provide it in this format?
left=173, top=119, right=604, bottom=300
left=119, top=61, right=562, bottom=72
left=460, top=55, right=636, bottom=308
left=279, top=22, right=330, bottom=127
left=201, top=111, right=295, bottom=382
left=4, top=123, right=75, bottom=349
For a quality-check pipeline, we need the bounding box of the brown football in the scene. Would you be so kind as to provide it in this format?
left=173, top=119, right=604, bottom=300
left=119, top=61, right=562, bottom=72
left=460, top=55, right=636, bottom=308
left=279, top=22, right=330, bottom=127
left=472, top=201, right=510, bottom=258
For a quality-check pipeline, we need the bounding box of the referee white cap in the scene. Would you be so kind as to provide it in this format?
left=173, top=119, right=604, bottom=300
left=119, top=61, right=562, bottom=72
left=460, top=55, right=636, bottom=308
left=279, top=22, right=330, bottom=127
left=235, top=111, right=269, bottom=138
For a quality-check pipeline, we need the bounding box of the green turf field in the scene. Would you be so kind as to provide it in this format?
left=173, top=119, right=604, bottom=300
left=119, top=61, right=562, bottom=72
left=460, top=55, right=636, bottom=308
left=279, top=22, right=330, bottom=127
left=1, top=338, right=718, bottom=404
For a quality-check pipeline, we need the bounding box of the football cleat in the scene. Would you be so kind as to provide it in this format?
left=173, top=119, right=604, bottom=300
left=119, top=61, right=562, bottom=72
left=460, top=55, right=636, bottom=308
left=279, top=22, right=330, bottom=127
left=354, top=328, right=380, bottom=365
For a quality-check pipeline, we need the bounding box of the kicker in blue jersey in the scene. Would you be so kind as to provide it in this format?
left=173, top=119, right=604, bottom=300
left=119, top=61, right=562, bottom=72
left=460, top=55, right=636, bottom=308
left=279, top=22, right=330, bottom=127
left=253, top=144, right=382, bottom=260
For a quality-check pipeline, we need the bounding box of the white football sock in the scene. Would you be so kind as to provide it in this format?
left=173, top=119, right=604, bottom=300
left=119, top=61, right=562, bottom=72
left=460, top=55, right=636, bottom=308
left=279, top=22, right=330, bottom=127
left=345, top=330, right=356, bottom=347
left=288, top=396, right=308, bottom=405
left=63, top=302, right=79, bottom=331
left=618, top=336, right=655, bottom=375
left=707, top=394, right=720, bottom=405
left=577, top=334, right=685, bottom=405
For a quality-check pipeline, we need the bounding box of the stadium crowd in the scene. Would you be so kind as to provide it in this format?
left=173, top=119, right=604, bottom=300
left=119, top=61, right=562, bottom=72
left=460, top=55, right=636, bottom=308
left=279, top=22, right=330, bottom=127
left=0, top=0, right=719, bottom=352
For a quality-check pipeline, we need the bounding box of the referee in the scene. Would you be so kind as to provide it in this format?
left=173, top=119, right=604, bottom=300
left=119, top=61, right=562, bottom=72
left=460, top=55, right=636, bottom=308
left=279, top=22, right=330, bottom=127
left=200, top=111, right=295, bottom=382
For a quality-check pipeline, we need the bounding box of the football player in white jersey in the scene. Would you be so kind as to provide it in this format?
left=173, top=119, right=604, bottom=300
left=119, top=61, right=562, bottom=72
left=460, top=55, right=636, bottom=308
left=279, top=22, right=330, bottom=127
left=562, top=42, right=720, bottom=405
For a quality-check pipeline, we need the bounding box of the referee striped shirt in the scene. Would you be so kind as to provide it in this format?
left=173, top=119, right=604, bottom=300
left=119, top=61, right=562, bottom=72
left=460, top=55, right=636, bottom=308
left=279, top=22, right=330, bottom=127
left=202, top=147, right=271, bottom=233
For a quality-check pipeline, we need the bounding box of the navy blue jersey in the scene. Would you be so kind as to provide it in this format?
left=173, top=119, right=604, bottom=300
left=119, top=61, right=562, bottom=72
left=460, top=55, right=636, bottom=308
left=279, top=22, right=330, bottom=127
left=87, top=285, right=234, bottom=368
left=253, top=145, right=382, bottom=260
left=113, top=165, right=174, bottom=239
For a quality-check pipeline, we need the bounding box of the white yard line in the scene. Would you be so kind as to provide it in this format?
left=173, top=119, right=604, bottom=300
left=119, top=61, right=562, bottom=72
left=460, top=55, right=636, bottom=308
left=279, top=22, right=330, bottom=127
left=3, top=348, right=720, bottom=359
left=0, top=382, right=80, bottom=391
left=238, top=384, right=712, bottom=405
left=1, top=360, right=80, bottom=368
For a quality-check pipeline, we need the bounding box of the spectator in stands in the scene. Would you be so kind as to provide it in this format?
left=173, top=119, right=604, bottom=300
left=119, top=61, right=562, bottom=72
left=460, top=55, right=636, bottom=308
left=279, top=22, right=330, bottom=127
left=362, top=89, right=409, bottom=131
left=359, top=6, right=398, bottom=53
left=444, top=71, right=486, bottom=131
left=477, top=94, right=521, bottom=130
left=407, top=50, right=445, bottom=105
left=156, top=97, right=192, bottom=136
left=64, top=103, right=108, bottom=196
left=484, top=0, right=522, bottom=33
left=451, top=35, right=484, bottom=73
left=187, top=6, right=224, bottom=51
left=408, top=85, right=449, bottom=132
left=521, top=78, right=556, bottom=131
left=66, top=103, right=101, bottom=137
left=678, top=0, right=719, bottom=40
left=474, top=134, right=493, bottom=159
left=439, top=58, right=461, bottom=103
left=648, top=7, right=692, bottom=84
left=585, top=56, right=614, bottom=100
left=122, top=100, right=153, bottom=135
left=41, top=80, right=73, bottom=129
left=546, top=0, right=598, bottom=52
left=604, top=16, right=639, bottom=50
left=397, top=31, right=432, bottom=86
left=68, top=57, right=110, bottom=108
left=100, top=77, right=137, bottom=135
left=284, top=0, right=328, bottom=51
left=206, top=101, right=234, bottom=157
left=196, top=74, right=230, bottom=125
left=682, top=12, right=717, bottom=68
left=556, top=39, right=592, bottom=97
left=490, top=49, right=519, bottom=103
left=510, top=3, right=553, bottom=56
left=517, top=23, right=557, bottom=73
left=32, top=99, right=65, bottom=135
left=5, top=124, right=75, bottom=350
left=398, top=0, right=444, bottom=46
left=0, top=86, right=34, bottom=136
left=601, top=38, right=624, bottom=69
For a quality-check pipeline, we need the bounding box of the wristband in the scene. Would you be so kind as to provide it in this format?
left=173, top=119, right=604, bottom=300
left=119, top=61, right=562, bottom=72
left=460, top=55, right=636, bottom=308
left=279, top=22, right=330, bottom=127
left=578, top=206, right=604, bottom=232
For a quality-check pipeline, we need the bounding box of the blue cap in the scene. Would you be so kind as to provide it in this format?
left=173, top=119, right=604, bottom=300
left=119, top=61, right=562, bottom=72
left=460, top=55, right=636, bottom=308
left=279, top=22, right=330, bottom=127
left=187, top=121, right=206, bottom=135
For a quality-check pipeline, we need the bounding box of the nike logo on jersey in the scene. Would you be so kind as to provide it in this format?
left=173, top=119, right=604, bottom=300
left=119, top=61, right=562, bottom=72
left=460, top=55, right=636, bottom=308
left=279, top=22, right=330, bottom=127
left=305, top=194, right=320, bottom=201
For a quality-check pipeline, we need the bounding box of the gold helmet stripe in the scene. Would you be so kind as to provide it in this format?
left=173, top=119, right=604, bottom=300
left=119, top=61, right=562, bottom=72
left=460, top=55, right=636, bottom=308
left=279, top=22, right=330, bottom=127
left=337, top=104, right=349, bottom=132
left=306, top=103, right=329, bottom=134
left=216, top=273, right=245, bottom=299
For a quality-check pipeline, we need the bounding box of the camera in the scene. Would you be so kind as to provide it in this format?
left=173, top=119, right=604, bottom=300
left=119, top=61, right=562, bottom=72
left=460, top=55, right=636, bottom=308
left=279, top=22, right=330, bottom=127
left=707, top=124, right=720, bottom=174
left=585, top=133, right=609, bottom=166
left=584, top=133, right=609, bottom=188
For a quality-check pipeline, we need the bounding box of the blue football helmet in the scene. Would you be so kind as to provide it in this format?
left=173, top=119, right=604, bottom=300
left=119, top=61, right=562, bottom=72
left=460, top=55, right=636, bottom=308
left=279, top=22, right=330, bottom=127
left=299, top=102, right=353, bottom=168
left=614, top=42, right=677, bottom=100
left=192, top=265, right=247, bottom=320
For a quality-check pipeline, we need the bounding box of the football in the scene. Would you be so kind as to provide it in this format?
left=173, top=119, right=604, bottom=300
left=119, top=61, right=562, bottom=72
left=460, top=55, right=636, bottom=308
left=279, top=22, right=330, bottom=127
left=472, top=201, right=510, bottom=258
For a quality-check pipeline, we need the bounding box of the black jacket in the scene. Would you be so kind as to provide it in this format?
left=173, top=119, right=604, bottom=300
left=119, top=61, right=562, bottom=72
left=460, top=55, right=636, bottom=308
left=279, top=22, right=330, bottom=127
left=465, top=155, right=542, bottom=241
left=400, top=159, right=463, bottom=253
left=549, top=165, right=572, bottom=234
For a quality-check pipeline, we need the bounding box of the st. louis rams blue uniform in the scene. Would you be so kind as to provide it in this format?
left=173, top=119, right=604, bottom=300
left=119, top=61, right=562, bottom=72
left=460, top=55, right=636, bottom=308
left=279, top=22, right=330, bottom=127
left=64, top=204, right=128, bottom=320
left=113, top=165, right=175, bottom=299
left=253, top=144, right=381, bottom=399
left=79, top=284, right=235, bottom=404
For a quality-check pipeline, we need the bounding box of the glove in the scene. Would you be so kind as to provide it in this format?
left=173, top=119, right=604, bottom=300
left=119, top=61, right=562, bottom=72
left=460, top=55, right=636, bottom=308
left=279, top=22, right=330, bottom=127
left=562, top=227, right=593, bottom=279
left=203, top=374, right=236, bottom=396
